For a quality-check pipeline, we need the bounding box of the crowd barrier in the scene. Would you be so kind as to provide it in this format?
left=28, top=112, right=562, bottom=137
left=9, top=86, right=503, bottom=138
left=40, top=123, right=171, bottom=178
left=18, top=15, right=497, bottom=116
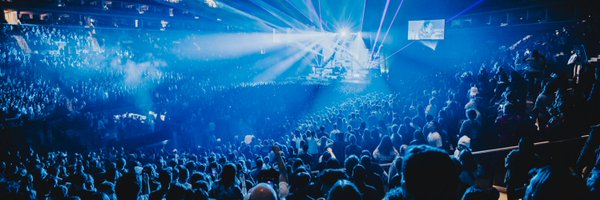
left=310, top=134, right=590, bottom=175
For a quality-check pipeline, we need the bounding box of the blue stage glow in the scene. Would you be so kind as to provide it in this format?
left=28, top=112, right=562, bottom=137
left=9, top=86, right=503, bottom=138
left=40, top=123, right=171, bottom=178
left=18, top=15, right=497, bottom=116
left=1, top=2, right=598, bottom=199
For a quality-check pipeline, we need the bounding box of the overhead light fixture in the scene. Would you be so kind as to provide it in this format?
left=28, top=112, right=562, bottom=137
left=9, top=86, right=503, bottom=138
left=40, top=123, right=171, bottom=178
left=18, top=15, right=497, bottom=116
left=161, top=20, right=168, bottom=31
left=205, top=0, right=218, bottom=8
left=137, top=5, right=149, bottom=14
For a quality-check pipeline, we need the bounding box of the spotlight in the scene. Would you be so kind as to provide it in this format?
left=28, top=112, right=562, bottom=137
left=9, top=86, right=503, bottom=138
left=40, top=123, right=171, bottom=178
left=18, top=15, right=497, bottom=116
left=339, top=28, right=350, bottom=38
left=205, top=0, right=218, bottom=8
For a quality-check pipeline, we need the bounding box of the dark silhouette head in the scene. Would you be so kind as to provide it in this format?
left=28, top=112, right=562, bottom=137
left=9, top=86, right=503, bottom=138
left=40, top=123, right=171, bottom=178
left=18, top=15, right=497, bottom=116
left=466, top=109, right=477, bottom=120
left=248, top=183, right=277, bottom=200
left=344, top=155, right=360, bottom=175
left=220, top=163, right=237, bottom=186
left=327, top=179, right=362, bottom=200
left=402, top=145, right=458, bottom=200
left=115, top=173, right=141, bottom=200
left=377, top=135, right=395, bottom=155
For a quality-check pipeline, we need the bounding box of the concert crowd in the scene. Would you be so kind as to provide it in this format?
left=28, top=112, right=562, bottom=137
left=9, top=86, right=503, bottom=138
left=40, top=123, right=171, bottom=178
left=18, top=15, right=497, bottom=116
left=1, top=15, right=600, bottom=200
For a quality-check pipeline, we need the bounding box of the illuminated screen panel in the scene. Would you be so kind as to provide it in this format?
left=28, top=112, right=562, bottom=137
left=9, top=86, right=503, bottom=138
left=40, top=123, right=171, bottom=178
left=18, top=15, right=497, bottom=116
left=408, top=19, right=445, bottom=40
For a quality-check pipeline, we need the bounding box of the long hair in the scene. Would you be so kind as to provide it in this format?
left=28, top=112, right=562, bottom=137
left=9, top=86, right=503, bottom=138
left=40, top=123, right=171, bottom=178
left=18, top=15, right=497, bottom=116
left=377, top=135, right=394, bottom=155
left=220, top=163, right=237, bottom=186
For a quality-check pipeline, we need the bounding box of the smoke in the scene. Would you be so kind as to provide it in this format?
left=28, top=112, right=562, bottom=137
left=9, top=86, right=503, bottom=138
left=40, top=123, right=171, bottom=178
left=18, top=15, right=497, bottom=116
left=122, top=60, right=166, bottom=86
left=177, top=32, right=329, bottom=60
left=110, top=58, right=167, bottom=112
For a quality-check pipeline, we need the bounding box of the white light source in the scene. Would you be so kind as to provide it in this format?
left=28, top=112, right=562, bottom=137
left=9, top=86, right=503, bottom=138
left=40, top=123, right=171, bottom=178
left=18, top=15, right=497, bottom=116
left=339, top=27, right=350, bottom=39
left=160, top=20, right=168, bottom=31
left=205, top=0, right=218, bottom=8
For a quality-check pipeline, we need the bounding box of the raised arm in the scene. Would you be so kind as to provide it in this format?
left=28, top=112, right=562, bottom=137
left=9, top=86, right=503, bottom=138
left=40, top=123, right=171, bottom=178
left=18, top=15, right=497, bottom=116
left=272, top=144, right=288, bottom=183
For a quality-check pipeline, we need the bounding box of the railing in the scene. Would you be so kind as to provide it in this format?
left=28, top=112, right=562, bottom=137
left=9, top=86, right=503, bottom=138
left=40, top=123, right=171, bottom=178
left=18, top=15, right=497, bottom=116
left=473, top=134, right=589, bottom=155
left=310, top=134, right=590, bottom=175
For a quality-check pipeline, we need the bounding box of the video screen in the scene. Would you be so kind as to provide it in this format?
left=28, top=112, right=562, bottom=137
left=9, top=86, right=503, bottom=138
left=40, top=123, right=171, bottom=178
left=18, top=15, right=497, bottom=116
left=408, top=19, right=445, bottom=40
